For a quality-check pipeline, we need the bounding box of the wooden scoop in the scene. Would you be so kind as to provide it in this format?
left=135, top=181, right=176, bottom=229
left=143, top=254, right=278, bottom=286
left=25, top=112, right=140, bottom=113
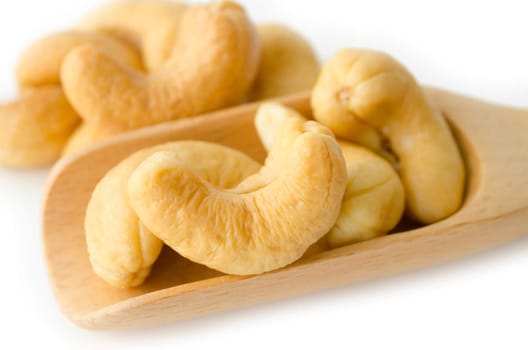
left=42, top=88, right=528, bottom=330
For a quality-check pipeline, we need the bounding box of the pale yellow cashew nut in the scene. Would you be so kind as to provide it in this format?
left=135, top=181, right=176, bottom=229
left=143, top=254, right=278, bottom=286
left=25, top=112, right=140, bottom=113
left=62, top=1, right=260, bottom=133
left=16, top=30, right=143, bottom=87
left=128, top=113, right=347, bottom=275
left=255, top=103, right=405, bottom=247
left=65, top=1, right=186, bottom=152
left=77, top=0, right=188, bottom=70
left=0, top=30, right=143, bottom=167
left=0, top=87, right=80, bottom=167
left=250, top=24, right=319, bottom=100
left=312, top=49, right=465, bottom=224
left=86, top=141, right=261, bottom=287
left=330, top=141, right=404, bottom=246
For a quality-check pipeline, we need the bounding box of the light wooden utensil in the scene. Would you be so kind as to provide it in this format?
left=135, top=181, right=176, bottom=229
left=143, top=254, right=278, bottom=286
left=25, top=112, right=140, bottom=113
left=42, top=88, right=528, bottom=330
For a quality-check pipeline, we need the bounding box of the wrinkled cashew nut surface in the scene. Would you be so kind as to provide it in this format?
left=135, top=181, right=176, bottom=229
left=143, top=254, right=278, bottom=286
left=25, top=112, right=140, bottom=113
left=256, top=103, right=405, bottom=247
left=86, top=141, right=261, bottom=287
left=312, top=49, right=465, bottom=223
left=128, top=109, right=347, bottom=275
left=62, top=1, right=260, bottom=132
left=250, top=24, right=319, bottom=100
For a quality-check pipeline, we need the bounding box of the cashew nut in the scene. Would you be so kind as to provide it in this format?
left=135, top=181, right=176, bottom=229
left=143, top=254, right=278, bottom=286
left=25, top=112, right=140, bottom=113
left=255, top=102, right=405, bottom=247
left=0, top=87, right=80, bottom=167
left=16, top=30, right=143, bottom=87
left=330, top=141, right=404, bottom=246
left=127, top=110, right=347, bottom=275
left=61, top=1, right=260, bottom=133
left=0, top=30, right=143, bottom=167
left=250, top=24, right=319, bottom=100
left=86, top=141, right=261, bottom=287
left=77, top=0, right=188, bottom=70
left=312, top=49, right=465, bottom=223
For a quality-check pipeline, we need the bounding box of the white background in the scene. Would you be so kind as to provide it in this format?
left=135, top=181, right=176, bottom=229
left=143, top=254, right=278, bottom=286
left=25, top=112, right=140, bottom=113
left=0, top=0, right=527, bottom=349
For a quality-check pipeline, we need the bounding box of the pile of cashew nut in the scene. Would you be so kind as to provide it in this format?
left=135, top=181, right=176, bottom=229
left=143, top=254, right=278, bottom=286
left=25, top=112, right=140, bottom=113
left=0, top=0, right=319, bottom=167
left=0, top=1, right=466, bottom=287
left=87, top=45, right=465, bottom=287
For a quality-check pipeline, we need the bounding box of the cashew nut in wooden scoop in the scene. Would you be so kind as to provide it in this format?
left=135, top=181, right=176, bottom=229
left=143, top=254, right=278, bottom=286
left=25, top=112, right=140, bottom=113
left=42, top=89, right=528, bottom=328
left=312, top=49, right=466, bottom=224
left=255, top=102, right=405, bottom=247
left=16, top=30, right=143, bottom=87
left=86, top=141, right=261, bottom=287
left=0, top=30, right=143, bottom=167
left=77, top=0, right=188, bottom=70
left=62, top=1, right=260, bottom=133
left=250, top=24, right=319, bottom=100
left=0, top=87, right=80, bottom=167
left=127, top=111, right=347, bottom=275
left=330, top=141, right=405, bottom=246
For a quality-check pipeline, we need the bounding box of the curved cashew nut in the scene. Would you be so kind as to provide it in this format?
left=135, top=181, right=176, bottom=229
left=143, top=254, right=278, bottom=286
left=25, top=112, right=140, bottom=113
left=16, top=30, right=143, bottom=87
left=250, top=24, right=319, bottom=100
left=312, top=49, right=465, bottom=224
left=61, top=1, right=260, bottom=133
left=86, top=141, right=261, bottom=287
left=256, top=103, right=405, bottom=247
left=77, top=0, right=188, bottom=70
left=1, top=31, right=143, bottom=167
left=0, top=87, right=80, bottom=167
left=127, top=111, right=347, bottom=275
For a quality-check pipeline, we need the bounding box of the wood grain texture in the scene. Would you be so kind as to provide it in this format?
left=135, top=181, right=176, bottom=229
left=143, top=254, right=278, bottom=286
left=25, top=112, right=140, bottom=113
left=42, top=88, right=528, bottom=329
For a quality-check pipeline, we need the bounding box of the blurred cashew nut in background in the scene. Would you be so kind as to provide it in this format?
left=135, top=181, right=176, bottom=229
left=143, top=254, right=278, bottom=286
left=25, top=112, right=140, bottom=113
left=250, top=24, right=320, bottom=100
left=1, top=1, right=326, bottom=166
left=65, top=0, right=189, bottom=154
left=61, top=1, right=260, bottom=133
left=77, top=0, right=188, bottom=71
left=0, top=31, right=142, bottom=167
left=0, top=87, right=79, bottom=167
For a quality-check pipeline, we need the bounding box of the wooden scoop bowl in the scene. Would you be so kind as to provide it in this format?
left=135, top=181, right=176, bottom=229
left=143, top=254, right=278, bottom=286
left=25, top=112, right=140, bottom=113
left=42, top=88, right=528, bottom=329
